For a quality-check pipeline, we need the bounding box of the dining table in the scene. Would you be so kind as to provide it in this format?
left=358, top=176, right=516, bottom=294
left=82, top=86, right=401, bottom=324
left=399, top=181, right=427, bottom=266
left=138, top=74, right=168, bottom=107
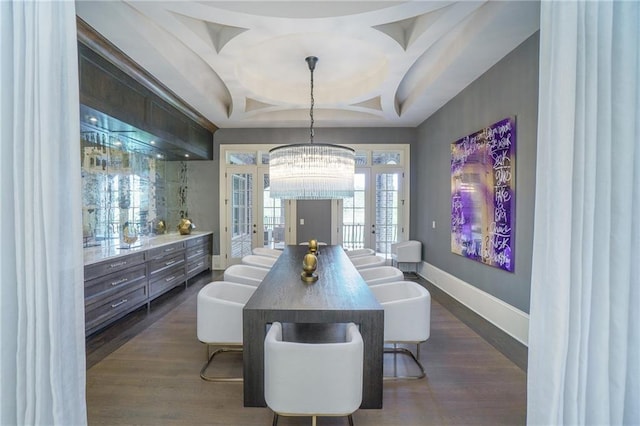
left=242, top=244, right=384, bottom=409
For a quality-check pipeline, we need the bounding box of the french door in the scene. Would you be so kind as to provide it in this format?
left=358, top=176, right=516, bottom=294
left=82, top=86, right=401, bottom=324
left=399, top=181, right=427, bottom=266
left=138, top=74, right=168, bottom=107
left=224, top=166, right=294, bottom=265
left=341, top=168, right=406, bottom=257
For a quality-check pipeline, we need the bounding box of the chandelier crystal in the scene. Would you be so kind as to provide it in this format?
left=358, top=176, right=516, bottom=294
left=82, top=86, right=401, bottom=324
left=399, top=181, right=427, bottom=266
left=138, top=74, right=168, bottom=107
left=269, top=56, right=355, bottom=200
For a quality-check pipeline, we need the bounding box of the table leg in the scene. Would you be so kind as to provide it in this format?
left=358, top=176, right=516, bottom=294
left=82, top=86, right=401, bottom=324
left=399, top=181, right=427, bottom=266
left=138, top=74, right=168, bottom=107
left=359, top=311, right=384, bottom=408
left=243, top=310, right=266, bottom=407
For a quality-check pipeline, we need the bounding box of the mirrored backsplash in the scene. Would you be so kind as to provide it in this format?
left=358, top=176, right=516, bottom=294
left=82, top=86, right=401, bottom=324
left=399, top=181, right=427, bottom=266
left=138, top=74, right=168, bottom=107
left=81, top=126, right=188, bottom=247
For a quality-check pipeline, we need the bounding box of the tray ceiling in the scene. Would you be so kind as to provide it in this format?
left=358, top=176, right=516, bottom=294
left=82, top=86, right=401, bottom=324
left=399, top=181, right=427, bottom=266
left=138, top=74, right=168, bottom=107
left=76, top=1, right=539, bottom=129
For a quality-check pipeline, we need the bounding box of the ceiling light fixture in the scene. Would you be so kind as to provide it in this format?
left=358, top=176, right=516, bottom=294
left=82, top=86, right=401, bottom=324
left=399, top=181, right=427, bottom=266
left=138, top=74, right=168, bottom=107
left=269, top=56, right=355, bottom=199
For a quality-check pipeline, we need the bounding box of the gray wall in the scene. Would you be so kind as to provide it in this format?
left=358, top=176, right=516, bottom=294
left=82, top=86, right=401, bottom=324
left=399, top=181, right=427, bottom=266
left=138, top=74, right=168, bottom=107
left=296, top=200, right=332, bottom=243
left=412, top=33, right=539, bottom=313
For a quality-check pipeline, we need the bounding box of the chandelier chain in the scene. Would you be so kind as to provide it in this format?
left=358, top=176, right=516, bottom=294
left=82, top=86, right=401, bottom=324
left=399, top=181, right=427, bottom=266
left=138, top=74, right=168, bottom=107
left=309, top=63, right=314, bottom=144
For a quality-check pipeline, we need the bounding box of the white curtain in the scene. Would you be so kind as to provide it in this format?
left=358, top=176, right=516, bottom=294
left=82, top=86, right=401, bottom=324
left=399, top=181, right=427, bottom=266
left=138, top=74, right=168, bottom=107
left=0, top=1, right=87, bottom=425
left=528, top=1, right=639, bottom=425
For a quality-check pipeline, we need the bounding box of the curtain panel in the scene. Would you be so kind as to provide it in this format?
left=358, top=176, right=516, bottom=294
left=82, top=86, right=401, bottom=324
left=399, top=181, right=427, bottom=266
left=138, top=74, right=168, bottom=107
left=528, top=1, right=639, bottom=425
left=0, top=1, right=87, bottom=425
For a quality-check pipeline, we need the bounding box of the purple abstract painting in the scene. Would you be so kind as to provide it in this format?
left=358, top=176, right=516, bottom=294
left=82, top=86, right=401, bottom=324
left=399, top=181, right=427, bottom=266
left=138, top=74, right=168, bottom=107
left=451, top=117, right=515, bottom=272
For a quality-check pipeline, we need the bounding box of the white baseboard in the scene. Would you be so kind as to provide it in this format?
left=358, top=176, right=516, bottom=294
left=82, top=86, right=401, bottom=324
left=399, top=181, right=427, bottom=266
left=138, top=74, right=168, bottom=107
left=419, top=261, right=529, bottom=346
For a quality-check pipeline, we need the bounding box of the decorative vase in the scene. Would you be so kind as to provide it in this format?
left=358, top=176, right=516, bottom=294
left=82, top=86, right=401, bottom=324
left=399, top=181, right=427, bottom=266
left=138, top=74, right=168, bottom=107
left=308, top=239, right=318, bottom=254
left=301, top=252, right=319, bottom=283
left=178, top=218, right=195, bottom=235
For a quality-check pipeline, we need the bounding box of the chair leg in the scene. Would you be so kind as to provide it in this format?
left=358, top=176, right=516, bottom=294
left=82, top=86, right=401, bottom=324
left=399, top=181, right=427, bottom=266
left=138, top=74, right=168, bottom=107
left=199, top=346, right=244, bottom=382
left=348, top=414, right=355, bottom=426
left=383, top=343, right=426, bottom=380
left=272, top=413, right=278, bottom=426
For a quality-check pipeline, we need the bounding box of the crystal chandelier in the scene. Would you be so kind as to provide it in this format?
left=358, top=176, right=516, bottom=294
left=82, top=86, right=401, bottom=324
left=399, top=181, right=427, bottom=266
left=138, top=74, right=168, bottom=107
left=269, top=56, right=355, bottom=199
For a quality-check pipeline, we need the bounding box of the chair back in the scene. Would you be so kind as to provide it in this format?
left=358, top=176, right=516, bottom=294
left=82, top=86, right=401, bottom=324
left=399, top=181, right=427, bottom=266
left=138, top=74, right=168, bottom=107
left=358, top=266, right=404, bottom=286
left=224, top=264, right=269, bottom=287
left=197, top=281, right=255, bottom=344
left=350, top=255, right=386, bottom=270
left=252, top=247, right=282, bottom=258
left=241, top=254, right=277, bottom=269
left=345, top=248, right=375, bottom=258
left=369, top=281, right=431, bottom=343
left=264, top=322, right=363, bottom=417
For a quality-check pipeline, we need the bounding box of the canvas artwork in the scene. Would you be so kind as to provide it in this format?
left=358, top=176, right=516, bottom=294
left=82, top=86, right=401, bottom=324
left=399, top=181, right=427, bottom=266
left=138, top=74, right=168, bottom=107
left=450, top=117, right=515, bottom=272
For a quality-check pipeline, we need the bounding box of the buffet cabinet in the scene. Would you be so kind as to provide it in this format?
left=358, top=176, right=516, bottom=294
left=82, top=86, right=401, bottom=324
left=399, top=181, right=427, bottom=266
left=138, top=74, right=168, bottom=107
left=84, top=233, right=212, bottom=336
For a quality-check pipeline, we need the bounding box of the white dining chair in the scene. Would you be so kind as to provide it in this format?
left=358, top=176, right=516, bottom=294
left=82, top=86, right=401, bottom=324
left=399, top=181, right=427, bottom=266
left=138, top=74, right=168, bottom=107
left=345, top=248, right=375, bottom=258
left=265, top=321, right=363, bottom=426
left=390, top=240, right=422, bottom=273
left=223, top=264, right=269, bottom=287
left=358, top=266, right=404, bottom=286
left=369, top=280, right=431, bottom=379
left=241, top=254, right=277, bottom=269
left=252, top=247, right=282, bottom=258
left=349, top=255, right=386, bottom=270
left=197, top=281, right=256, bottom=381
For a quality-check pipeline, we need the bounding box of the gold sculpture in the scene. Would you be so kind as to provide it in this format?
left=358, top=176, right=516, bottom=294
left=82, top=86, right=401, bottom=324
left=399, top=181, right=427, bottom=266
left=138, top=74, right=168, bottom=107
left=122, top=222, right=138, bottom=246
left=178, top=218, right=195, bottom=235
left=308, top=239, right=318, bottom=254
left=300, top=253, right=318, bottom=283
left=155, top=219, right=166, bottom=235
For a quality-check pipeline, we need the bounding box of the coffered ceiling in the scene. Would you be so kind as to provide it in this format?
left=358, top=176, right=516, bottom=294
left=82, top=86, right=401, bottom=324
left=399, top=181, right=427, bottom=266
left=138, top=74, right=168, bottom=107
left=76, top=1, right=539, bottom=129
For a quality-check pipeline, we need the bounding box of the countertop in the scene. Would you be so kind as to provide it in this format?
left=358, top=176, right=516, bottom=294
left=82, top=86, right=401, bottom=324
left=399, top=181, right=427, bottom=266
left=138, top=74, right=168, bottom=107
left=83, top=231, right=213, bottom=266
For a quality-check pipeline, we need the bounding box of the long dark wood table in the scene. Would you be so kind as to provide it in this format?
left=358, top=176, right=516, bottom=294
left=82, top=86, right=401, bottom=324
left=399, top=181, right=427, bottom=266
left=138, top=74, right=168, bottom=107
left=242, top=244, right=384, bottom=408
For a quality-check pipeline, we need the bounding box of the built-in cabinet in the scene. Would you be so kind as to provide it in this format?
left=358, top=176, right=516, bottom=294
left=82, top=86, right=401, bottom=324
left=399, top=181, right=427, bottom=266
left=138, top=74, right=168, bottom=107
left=84, top=233, right=212, bottom=336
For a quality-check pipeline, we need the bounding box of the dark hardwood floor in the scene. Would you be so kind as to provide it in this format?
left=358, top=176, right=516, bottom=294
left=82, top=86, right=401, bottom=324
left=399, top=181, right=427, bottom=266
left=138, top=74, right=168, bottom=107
left=85, top=269, right=527, bottom=425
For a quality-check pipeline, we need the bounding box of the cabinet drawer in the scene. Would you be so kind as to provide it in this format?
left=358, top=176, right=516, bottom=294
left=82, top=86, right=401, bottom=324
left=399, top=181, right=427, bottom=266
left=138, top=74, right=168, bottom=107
left=148, top=252, right=185, bottom=275
left=84, top=252, right=145, bottom=281
left=187, top=254, right=210, bottom=278
left=149, top=265, right=186, bottom=299
left=85, top=283, right=147, bottom=333
left=185, top=244, right=208, bottom=261
left=186, top=234, right=210, bottom=248
left=85, top=264, right=147, bottom=302
left=147, top=242, right=185, bottom=261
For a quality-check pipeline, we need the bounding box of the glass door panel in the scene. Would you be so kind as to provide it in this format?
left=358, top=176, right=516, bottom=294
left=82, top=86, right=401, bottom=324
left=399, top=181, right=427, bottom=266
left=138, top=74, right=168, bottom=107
left=342, top=171, right=370, bottom=250
left=374, top=171, right=402, bottom=257
left=261, top=172, right=286, bottom=249
left=227, top=170, right=256, bottom=263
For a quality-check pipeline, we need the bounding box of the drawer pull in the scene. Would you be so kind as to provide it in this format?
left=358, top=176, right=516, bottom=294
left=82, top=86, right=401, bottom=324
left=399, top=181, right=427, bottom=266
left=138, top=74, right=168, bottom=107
left=165, top=260, right=176, bottom=266
left=165, top=275, right=176, bottom=282
left=164, top=247, right=175, bottom=253
left=111, top=277, right=128, bottom=286
left=196, top=262, right=204, bottom=267
left=111, top=299, right=128, bottom=308
left=109, top=260, right=127, bottom=269
left=195, top=249, right=204, bottom=255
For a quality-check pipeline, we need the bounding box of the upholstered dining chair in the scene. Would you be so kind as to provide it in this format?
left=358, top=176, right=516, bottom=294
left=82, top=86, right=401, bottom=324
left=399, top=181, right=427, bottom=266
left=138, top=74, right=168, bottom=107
left=390, top=240, right=422, bottom=273
left=298, top=241, right=328, bottom=246
left=358, top=266, right=404, bottom=286
left=224, top=264, right=269, bottom=287
left=241, top=254, right=277, bottom=269
left=197, top=281, right=256, bottom=381
left=349, top=255, right=386, bottom=270
left=368, top=280, right=431, bottom=379
left=264, top=321, right=364, bottom=426
left=345, top=248, right=375, bottom=258
left=252, top=247, right=282, bottom=258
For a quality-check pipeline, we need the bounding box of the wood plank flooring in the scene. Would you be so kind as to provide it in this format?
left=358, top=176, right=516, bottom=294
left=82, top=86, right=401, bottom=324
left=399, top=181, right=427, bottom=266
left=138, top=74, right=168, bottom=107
left=86, top=270, right=527, bottom=425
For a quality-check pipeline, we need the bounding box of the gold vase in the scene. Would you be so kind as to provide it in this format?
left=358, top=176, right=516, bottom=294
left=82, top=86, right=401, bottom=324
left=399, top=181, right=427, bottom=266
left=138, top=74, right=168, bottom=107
left=300, top=253, right=318, bottom=283
left=178, top=218, right=194, bottom=235
left=308, top=239, right=318, bottom=254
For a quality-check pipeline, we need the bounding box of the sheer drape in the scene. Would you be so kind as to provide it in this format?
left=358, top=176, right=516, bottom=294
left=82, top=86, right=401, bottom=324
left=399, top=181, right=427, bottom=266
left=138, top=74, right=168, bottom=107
left=528, top=1, right=639, bottom=425
left=0, top=1, right=87, bottom=425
